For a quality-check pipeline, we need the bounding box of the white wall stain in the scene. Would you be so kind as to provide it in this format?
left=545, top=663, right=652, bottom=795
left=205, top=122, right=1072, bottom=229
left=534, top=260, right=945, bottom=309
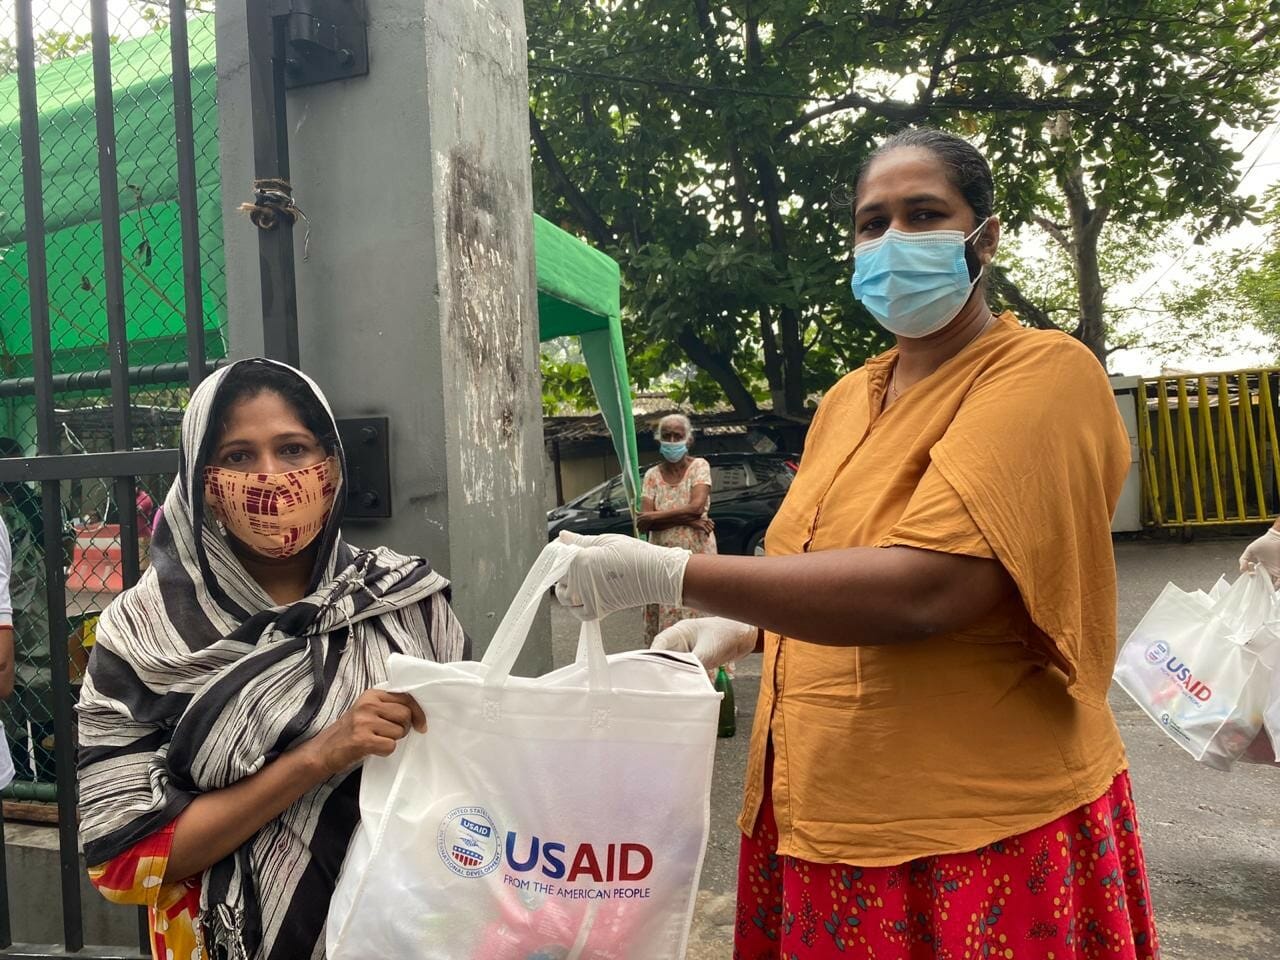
left=434, top=149, right=536, bottom=508
left=426, top=0, right=539, bottom=513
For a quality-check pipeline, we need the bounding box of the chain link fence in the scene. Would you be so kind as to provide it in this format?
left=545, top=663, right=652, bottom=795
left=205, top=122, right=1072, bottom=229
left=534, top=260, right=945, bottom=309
left=1, top=0, right=224, bottom=796
left=3, top=388, right=185, bottom=796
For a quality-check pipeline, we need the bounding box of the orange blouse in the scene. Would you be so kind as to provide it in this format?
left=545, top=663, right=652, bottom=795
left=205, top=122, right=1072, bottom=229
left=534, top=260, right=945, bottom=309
left=740, top=313, right=1131, bottom=866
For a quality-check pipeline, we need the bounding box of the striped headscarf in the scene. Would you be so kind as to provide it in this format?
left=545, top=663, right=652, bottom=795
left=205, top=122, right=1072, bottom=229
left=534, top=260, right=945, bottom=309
left=77, top=358, right=467, bottom=959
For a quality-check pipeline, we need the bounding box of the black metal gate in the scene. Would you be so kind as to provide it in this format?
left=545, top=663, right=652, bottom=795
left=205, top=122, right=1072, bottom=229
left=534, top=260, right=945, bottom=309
left=0, top=1, right=204, bottom=953
left=0, top=0, right=300, bottom=954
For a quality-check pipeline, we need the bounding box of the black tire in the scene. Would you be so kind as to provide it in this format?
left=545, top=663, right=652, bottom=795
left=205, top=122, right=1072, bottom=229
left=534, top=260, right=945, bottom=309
left=745, top=528, right=767, bottom=556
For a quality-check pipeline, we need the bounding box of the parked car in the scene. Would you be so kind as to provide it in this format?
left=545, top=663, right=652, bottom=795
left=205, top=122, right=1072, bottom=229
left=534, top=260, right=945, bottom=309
left=547, top=452, right=799, bottom=556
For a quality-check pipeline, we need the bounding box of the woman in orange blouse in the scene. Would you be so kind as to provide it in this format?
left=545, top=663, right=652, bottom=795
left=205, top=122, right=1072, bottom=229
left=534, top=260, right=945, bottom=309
left=557, top=128, right=1160, bottom=960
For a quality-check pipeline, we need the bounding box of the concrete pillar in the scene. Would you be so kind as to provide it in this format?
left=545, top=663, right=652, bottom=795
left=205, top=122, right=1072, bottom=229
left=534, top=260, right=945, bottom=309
left=215, top=0, right=548, bottom=671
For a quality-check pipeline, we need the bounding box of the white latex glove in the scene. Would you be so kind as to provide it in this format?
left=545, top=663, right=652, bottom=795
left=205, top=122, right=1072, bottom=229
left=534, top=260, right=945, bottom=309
left=652, top=617, right=759, bottom=671
left=553, top=531, right=690, bottom=621
left=1239, top=529, right=1280, bottom=584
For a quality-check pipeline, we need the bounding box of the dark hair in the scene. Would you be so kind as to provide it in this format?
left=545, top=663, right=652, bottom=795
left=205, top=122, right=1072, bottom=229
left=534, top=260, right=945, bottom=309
left=208, top=361, right=339, bottom=455
left=854, top=127, right=994, bottom=225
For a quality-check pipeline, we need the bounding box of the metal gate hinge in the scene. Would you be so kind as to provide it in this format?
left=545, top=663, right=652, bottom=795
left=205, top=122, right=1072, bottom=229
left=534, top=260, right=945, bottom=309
left=336, top=417, right=392, bottom=519
left=268, top=0, right=369, bottom=89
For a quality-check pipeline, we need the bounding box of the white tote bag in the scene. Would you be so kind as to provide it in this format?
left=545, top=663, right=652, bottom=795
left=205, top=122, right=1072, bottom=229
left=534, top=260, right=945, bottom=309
left=327, top=541, right=722, bottom=960
left=1255, top=599, right=1280, bottom=761
left=1114, top=569, right=1275, bottom=770
left=1261, top=663, right=1280, bottom=760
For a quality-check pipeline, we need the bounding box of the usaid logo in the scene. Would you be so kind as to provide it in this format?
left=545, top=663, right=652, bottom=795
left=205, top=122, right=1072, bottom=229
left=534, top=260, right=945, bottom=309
left=505, top=833, right=654, bottom=883
left=437, top=806, right=501, bottom=879
left=1145, top=641, right=1213, bottom=703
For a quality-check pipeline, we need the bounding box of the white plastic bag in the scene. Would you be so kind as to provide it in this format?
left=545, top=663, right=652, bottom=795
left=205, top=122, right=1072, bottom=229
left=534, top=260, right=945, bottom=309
left=1257, top=614, right=1280, bottom=761
left=1114, top=569, right=1274, bottom=770
left=326, top=541, right=721, bottom=960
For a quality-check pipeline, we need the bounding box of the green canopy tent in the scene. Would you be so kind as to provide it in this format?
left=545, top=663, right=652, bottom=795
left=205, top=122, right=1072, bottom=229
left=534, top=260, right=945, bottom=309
left=0, top=17, right=226, bottom=380
left=0, top=19, right=639, bottom=509
left=533, top=214, right=640, bottom=509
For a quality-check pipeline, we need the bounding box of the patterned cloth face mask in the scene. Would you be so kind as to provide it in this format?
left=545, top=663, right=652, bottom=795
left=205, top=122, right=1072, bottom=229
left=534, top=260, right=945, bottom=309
left=204, top=456, right=338, bottom=559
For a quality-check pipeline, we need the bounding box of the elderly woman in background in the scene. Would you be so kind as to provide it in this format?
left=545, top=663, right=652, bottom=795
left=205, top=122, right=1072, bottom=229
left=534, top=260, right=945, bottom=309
left=637, top=414, right=717, bottom=645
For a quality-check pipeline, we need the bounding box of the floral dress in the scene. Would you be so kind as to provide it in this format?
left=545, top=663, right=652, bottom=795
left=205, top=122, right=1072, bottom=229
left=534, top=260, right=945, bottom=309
left=642, top=457, right=716, bottom=643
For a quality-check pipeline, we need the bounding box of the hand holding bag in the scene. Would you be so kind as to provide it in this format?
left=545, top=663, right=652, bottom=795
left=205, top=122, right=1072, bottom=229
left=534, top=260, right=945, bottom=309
left=1114, top=569, right=1275, bottom=770
left=327, top=541, right=721, bottom=959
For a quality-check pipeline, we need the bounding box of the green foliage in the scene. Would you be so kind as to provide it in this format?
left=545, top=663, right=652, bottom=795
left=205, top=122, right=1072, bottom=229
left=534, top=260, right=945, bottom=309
left=994, top=213, right=1177, bottom=340
left=134, top=1, right=217, bottom=34
left=0, top=2, right=214, bottom=79
left=1162, top=184, right=1280, bottom=358
left=528, top=0, right=1280, bottom=411
left=33, top=29, right=95, bottom=62
left=540, top=356, right=596, bottom=414
left=0, top=30, right=95, bottom=77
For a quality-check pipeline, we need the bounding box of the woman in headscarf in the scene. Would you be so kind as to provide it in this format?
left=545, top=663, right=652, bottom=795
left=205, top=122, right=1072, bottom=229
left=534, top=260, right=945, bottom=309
left=77, top=359, right=468, bottom=960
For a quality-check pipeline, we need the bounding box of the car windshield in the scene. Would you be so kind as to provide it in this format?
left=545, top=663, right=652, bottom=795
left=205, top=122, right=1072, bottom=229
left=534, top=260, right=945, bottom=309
left=604, top=479, right=630, bottom=511
left=752, top=458, right=796, bottom=487
left=572, top=477, right=627, bottom=512
left=572, top=482, right=608, bottom=511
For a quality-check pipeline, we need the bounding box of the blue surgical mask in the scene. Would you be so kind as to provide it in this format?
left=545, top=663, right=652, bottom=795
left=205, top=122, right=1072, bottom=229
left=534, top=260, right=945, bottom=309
left=660, top=442, right=688, bottom=463
left=850, top=218, right=990, bottom=338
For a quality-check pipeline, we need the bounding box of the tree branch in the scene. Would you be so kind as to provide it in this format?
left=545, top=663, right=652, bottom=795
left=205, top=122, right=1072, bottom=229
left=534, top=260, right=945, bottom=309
left=745, top=16, right=805, bottom=414
left=674, top=326, right=760, bottom=416
left=777, top=89, right=1117, bottom=141
left=1105, top=338, right=1142, bottom=357
left=528, top=108, right=615, bottom=247
left=773, top=18, right=828, bottom=54
left=777, top=92, right=926, bottom=139
left=759, top=305, right=785, bottom=402
left=1082, top=201, right=1112, bottom=246
left=1058, top=157, right=1092, bottom=234
left=925, top=11, right=962, bottom=98
left=988, top=264, right=1071, bottom=334
left=1034, top=216, right=1073, bottom=252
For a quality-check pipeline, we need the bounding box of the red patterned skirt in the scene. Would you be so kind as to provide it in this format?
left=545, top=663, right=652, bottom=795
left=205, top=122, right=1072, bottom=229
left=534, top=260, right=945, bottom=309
left=735, top=771, right=1160, bottom=960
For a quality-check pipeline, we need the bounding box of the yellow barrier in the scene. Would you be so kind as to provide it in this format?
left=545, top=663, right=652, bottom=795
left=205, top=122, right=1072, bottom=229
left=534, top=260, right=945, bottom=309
left=1138, top=369, right=1280, bottom=528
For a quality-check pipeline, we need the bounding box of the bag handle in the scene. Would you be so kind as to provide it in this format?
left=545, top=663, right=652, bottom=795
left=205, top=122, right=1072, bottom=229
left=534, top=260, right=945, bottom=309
left=480, top=540, right=573, bottom=677
left=481, top=541, right=612, bottom=696
left=1214, top=566, right=1275, bottom=644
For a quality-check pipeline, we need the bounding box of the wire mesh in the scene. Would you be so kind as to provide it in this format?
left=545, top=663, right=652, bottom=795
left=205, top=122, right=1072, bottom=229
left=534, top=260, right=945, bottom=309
left=1, top=387, right=184, bottom=794
left=0, top=3, right=216, bottom=953
left=0, top=1, right=220, bottom=797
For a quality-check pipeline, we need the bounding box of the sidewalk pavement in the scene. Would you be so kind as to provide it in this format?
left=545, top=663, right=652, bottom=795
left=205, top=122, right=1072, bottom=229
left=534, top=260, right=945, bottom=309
left=549, top=535, right=1280, bottom=960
